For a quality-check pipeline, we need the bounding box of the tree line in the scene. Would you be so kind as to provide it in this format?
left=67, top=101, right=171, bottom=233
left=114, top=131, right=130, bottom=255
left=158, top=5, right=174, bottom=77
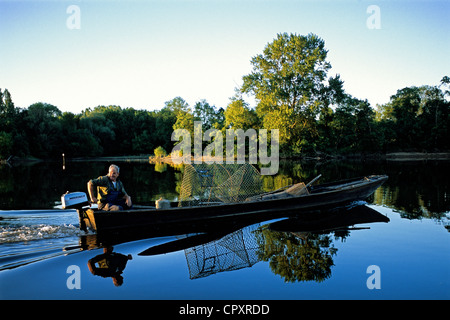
left=1, top=33, right=449, bottom=160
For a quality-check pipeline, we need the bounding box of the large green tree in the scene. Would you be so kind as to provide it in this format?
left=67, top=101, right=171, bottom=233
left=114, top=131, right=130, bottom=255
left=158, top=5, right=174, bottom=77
left=25, top=102, right=63, bottom=158
left=0, top=89, right=29, bottom=157
left=376, top=80, right=450, bottom=151
left=224, top=96, right=258, bottom=130
left=193, top=99, right=224, bottom=130
left=242, top=33, right=332, bottom=154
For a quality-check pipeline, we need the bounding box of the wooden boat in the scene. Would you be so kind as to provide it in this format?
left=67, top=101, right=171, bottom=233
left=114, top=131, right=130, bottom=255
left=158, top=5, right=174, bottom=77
left=76, top=175, right=388, bottom=235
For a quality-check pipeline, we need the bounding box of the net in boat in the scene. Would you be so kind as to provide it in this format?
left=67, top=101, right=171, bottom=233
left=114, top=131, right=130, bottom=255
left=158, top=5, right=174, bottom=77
left=178, top=163, right=263, bottom=207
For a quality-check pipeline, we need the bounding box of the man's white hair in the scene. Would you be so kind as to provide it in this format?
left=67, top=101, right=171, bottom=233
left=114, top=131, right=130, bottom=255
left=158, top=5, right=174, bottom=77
left=109, top=164, right=120, bottom=173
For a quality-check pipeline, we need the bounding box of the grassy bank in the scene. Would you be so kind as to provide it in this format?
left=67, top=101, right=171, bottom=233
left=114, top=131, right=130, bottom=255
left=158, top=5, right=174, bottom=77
left=385, top=152, right=450, bottom=161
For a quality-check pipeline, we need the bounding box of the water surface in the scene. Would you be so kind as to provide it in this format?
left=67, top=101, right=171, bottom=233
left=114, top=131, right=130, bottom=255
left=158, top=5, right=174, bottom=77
left=0, top=160, right=449, bottom=300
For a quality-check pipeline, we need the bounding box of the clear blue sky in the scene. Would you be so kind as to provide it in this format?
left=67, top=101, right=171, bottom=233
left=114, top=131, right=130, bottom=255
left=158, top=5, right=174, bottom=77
left=1, top=0, right=449, bottom=114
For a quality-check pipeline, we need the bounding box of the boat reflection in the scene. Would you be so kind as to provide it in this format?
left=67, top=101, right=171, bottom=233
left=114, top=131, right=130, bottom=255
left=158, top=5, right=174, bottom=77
left=74, top=204, right=389, bottom=286
left=139, top=204, right=390, bottom=282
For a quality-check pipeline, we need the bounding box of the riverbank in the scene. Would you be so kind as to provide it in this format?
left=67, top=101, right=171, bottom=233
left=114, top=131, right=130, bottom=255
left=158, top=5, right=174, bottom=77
left=4, top=152, right=450, bottom=166
left=148, top=152, right=450, bottom=163
left=71, top=155, right=152, bottom=162
left=385, top=152, right=450, bottom=161
left=0, top=156, right=42, bottom=165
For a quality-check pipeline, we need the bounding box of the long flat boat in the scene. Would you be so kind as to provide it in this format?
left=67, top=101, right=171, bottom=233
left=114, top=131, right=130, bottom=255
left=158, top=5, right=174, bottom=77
left=75, top=175, right=388, bottom=235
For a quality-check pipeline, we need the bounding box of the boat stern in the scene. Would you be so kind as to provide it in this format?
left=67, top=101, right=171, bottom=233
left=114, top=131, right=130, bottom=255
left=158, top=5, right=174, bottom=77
left=77, top=208, right=97, bottom=232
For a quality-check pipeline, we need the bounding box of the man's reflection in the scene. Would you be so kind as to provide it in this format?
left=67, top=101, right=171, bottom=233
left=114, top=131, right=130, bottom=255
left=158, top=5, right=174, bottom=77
left=87, top=246, right=132, bottom=286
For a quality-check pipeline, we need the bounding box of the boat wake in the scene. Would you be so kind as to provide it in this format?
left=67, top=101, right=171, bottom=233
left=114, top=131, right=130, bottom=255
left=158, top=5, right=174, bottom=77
left=0, top=209, right=85, bottom=270
left=0, top=223, right=81, bottom=243
left=0, top=209, right=83, bottom=243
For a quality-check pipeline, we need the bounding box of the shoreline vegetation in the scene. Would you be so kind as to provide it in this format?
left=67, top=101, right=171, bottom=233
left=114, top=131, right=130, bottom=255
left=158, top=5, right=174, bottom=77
left=1, top=34, right=449, bottom=164
left=3, top=152, right=450, bottom=166
left=148, top=152, right=450, bottom=163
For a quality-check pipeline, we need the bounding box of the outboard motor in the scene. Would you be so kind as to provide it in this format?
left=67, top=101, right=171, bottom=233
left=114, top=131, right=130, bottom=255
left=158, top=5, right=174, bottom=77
left=61, top=192, right=90, bottom=232
left=61, top=191, right=90, bottom=209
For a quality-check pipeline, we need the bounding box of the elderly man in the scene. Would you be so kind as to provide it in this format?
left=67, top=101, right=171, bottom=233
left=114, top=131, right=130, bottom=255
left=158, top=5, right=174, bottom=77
left=87, top=164, right=132, bottom=211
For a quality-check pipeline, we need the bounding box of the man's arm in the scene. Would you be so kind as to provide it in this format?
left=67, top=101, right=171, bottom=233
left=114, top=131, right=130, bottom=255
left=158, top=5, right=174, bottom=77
left=120, top=183, right=132, bottom=207
left=87, top=257, right=98, bottom=274
left=124, top=194, right=132, bottom=207
left=87, top=180, right=98, bottom=204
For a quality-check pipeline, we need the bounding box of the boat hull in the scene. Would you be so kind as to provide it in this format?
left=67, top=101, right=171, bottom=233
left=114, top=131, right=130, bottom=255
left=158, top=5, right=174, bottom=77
left=78, top=175, right=388, bottom=236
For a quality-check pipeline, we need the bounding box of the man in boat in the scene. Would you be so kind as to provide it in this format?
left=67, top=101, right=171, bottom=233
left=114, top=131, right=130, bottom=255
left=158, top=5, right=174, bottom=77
left=87, top=164, right=133, bottom=211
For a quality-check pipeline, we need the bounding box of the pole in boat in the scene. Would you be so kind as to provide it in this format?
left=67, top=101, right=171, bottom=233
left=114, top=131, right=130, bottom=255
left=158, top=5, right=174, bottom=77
left=305, top=174, right=322, bottom=188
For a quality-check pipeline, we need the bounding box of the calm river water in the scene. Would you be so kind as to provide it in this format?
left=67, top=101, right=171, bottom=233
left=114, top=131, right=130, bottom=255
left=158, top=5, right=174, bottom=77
left=0, top=159, right=449, bottom=303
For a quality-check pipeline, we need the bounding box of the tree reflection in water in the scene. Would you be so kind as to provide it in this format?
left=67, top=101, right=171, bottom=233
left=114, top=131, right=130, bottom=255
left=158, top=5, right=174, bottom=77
left=254, top=227, right=338, bottom=283
left=253, top=205, right=389, bottom=283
